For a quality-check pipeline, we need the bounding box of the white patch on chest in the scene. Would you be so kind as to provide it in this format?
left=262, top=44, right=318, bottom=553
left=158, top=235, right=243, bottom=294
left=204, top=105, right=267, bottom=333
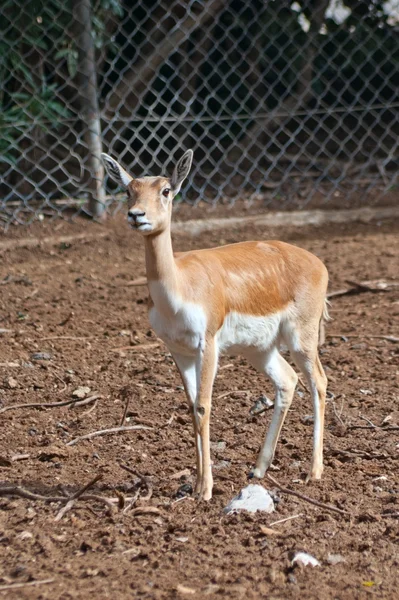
left=148, top=281, right=206, bottom=356
left=216, top=311, right=283, bottom=355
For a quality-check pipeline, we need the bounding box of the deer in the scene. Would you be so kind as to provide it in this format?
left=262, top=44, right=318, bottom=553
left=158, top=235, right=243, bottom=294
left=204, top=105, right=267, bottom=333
left=101, top=149, right=329, bottom=501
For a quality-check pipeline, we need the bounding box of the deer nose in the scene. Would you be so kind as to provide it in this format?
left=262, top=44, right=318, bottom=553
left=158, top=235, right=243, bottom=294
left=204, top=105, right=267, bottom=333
left=128, top=209, right=146, bottom=222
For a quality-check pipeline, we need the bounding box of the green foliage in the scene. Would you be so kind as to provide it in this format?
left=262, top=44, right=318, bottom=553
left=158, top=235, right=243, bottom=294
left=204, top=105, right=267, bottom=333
left=0, top=0, right=123, bottom=163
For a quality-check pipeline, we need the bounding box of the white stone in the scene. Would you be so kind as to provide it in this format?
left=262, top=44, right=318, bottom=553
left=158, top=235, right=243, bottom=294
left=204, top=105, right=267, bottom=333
left=292, top=552, right=320, bottom=567
left=72, top=386, right=91, bottom=399
left=224, top=484, right=275, bottom=514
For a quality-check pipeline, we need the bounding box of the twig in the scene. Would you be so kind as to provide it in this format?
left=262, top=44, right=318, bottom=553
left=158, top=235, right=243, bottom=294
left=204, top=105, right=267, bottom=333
left=66, top=425, right=152, bottom=446
left=0, top=395, right=99, bottom=414
left=70, top=473, right=103, bottom=500
left=124, top=277, right=147, bottom=287
left=269, top=513, right=303, bottom=526
left=80, top=400, right=99, bottom=417
left=54, top=499, right=75, bottom=522
left=327, top=279, right=397, bottom=299
left=265, top=473, right=350, bottom=516
left=52, top=371, right=67, bottom=393
left=331, top=396, right=345, bottom=427
left=40, top=336, right=97, bottom=341
left=328, top=334, right=399, bottom=343
left=58, top=312, right=74, bottom=326
left=217, top=390, right=249, bottom=400
left=0, top=579, right=55, bottom=592
left=349, top=424, right=399, bottom=431
left=120, top=394, right=131, bottom=427
left=71, top=394, right=102, bottom=408
left=360, top=415, right=377, bottom=428
left=0, top=485, right=116, bottom=513
left=11, top=453, right=30, bottom=462
left=110, top=342, right=160, bottom=353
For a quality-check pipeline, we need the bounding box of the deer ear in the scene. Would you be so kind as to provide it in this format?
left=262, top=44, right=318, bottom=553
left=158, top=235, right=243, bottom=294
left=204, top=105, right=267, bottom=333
left=101, top=153, right=133, bottom=187
left=171, top=149, right=193, bottom=193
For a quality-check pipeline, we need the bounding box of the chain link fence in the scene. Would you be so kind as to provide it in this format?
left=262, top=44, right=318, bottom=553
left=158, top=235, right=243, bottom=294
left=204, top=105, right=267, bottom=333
left=1, top=0, right=399, bottom=228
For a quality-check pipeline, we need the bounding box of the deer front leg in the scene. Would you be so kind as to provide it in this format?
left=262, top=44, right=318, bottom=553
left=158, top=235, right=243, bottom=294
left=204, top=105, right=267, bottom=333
left=196, top=337, right=218, bottom=501
left=171, top=352, right=202, bottom=494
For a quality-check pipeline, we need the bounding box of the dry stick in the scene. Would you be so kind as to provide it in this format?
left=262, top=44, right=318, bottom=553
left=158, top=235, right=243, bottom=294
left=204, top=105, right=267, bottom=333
left=0, top=485, right=116, bottom=512
left=269, top=513, right=303, bottom=526
left=54, top=499, right=75, bottom=522
left=328, top=334, right=399, bottom=343
left=81, top=400, right=99, bottom=417
left=0, top=579, right=55, bottom=592
left=70, top=473, right=103, bottom=500
left=0, top=394, right=100, bottom=414
left=349, top=424, right=399, bottom=431
left=265, top=473, right=350, bottom=516
left=124, top=277, right=148, bottom=287
left=71, top=394, right=102, bottom=408
left=66, top=425, right=152, bottom=447
left=54, top=474, right=103, bottom=521
left=11, top=453, right=30, bottom=462
left=120, top=394, right=131, bottom=427
left=110, top=342, right=160, bottom=353
left=217, top=390, right=249, bottom=400
left=40, top=335, right=97, bottom=341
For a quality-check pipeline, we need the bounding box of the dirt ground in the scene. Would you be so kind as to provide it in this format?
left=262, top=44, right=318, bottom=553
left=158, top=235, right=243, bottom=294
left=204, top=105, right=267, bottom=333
left=0, top=210, right=398, bottom=599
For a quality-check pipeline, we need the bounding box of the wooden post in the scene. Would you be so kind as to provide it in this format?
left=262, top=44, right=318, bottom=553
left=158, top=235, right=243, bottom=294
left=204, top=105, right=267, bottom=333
left=72, top=0, right=105, bottom=218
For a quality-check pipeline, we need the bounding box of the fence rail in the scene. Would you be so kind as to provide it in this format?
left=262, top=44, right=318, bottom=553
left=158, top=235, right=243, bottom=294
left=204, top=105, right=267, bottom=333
left=1, top=0, right=399, bottom=228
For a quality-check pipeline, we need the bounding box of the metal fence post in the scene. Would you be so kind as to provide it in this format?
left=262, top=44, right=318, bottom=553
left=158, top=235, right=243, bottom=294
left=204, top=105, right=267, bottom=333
left=72, top=0, right=105, bottom=218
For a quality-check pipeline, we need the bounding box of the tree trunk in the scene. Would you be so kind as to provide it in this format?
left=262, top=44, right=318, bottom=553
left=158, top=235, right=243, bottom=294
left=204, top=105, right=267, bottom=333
left=72, top=0, right=105, bottom=218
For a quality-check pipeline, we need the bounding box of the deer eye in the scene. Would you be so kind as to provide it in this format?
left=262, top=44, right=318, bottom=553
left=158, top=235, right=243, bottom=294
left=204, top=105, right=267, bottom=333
left=162, top=188, right=170, bottom=198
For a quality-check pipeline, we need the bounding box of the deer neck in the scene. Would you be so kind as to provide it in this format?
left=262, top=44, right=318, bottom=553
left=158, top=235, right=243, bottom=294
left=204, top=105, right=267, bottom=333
left=144, top=226, right=180, bottom=313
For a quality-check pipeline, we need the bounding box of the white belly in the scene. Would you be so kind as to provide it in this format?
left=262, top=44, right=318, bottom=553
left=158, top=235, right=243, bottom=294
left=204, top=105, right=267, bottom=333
left=148, top=282, right=285, bottom=357
left=216, top=311, right=282, bottom=355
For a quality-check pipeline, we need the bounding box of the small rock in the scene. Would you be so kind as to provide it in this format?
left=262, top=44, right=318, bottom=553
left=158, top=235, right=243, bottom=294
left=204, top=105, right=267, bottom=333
left=72, top=386, right=91, bottom=399
left=175, top=483, right=193, bottom=498
left=327, top=553, right=346, bottom=565
left=291, top=552, right=320, bottom=568
left=224, top=484, right=275, bottom=514
left=210, top=440, right=226, bottom=452
left=250, top=395, right=274, bottom=415
left=176, top=584, right=196, bottom=595
left=301, top=415, right=314, bottom=425
left=17, top=531, right=33, bottom=541
left=213, top=460, right=230, bottom=470
left=31, top=352, right=52, bottom=361
left=5, top=377, right=18, bottom=389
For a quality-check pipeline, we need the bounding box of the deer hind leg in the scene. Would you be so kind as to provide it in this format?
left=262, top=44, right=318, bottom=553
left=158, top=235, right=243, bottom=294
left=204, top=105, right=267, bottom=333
left=171, top=352, right=202, bottom=494
left=247, top=347, right=298, bottom=479
left=288, top=329, right=328, bottom=481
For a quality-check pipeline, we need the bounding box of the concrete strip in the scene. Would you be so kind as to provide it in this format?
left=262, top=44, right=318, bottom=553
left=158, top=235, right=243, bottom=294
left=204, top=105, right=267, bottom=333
left=171, top=205, right=399, bottom=236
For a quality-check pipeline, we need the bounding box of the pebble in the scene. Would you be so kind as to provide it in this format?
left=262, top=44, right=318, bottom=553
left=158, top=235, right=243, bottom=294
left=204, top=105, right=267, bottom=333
left=5, top=377, right=18, bottom=389
left=31, top=352, right=52, bottom=361
left=291, top=552, right=320, bottom=568
left=72, top=386, right=91, bottom=399
left=224, top=484, right=275, bottom=514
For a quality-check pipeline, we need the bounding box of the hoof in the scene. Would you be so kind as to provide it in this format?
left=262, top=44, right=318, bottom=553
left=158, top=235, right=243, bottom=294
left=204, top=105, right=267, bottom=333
left=200, top=490, right=212, bottom=502
left=250, top=467, right=263, bottom=479
left=305, top=469, right=323, bottom=483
